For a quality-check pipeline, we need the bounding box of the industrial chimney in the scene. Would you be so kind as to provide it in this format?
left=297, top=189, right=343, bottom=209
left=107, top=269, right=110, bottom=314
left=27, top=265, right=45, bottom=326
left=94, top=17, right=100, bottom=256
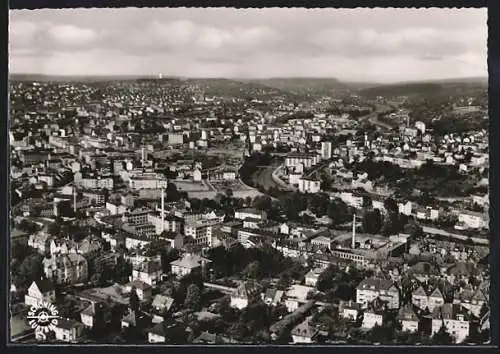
left=351, top=214, right=356, bottom=249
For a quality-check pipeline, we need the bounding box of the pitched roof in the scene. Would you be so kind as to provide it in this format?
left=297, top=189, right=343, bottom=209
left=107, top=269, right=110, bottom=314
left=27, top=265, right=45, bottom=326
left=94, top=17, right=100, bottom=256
left=34, top=278, right=54, bottom=293
left=122, top=310, right=137, bottom=326
left=431, top=303, right=470, bottom=321
left=357, top=277, right=395, bottom=292
left=429, top=287, right=444, bottom=299
left=127, top=280, right=152, bottom=291
left=412, top=286, right=427, bottom=297
left=148, top=322, right=167, bottom=337
left=170, top=253, right=211, bottom=269
left=398, top=305, right=419, bottom=322
left=56, top=318, right=85, bottom=331
left=193, top=331, right=218, bottom=344
left=234, top=281, right=261, bottom=299
left=291, top=317, right=318, bottom=338
left=152, top=295, right=174, bottom=311
left=80, top=303, right=96, bottom=317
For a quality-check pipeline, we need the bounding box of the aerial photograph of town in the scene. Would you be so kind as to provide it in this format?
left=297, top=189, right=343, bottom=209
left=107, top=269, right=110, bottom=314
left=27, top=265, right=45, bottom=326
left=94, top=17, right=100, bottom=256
left=8, top=7, right=490, bottom=345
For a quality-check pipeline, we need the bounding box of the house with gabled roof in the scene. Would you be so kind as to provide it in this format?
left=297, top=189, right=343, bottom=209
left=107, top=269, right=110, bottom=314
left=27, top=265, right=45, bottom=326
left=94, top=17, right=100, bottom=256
left=362, top=307, right=384, bottom=329
left=80, top=301, right=107, bottom=329
left=124, top=280, right=152, bottom=302
left=431, top=303, right=470, bottom=343
left=291, top=316, right=318, bottom=343
left=339, top=300, right=361, bottom=321
left=51, top=318, right=85, bottom=343
left=147, top=322, right=167, bottom=343
left=356, top=277, right=400, bottom=310
left=24, top=279, right=56, bottom=307
left=261, top=288, right=284, bottom=307
left=230, top=281, right=261, bottom=310
left=130, top=258, right=163, bottom=286
left=121, top=310, right=137, bottom=329
left=170, top=253, right=211, bottom=278
left=411, top=285, right=445, bottom=312
left=453, top=284, right=487, bottom=317
left=152, top=294, right=175, bottom=313
left=398, top=305, right=419, bottom=333
left=42, top=253, right=88, bottom=285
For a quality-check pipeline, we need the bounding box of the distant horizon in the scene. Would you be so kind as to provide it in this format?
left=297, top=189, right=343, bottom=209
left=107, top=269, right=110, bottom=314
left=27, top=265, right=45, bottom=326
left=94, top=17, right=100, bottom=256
left=10, top=8, right=486, bottom=82
left=8, top=72, right=488, bottom=86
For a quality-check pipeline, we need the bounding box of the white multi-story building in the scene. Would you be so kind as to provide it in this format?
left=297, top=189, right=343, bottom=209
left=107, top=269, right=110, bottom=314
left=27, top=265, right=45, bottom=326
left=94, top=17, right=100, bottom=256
left=298, top=177, right=321, bottom=194
left=74, top=172, right=114, bottom=190
left=431, top=304, right=470, bottom=343
left=129, top=173, right=168, bottom=190
left=184, top=220, right=215, bottom=248
left=285, top=153, right=319, bottom=169
left=234, top=208, right=266, bottom=221
left=321, top=141, right=332, bottom=160
left=356, top=277, right=400, bottom=309
left=458, top=211, right=488, bottom=229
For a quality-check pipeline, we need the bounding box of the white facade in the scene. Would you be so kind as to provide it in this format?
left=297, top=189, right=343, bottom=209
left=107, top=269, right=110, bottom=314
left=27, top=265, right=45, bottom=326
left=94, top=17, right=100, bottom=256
left=321, top=141, right=332, bottom=160
left=401, top=319, right=419, bottom=333
left=432, top=318, right=469, bottom=343
left=125, top=237, right=151, bottom=250
left=131, top=269, right=161, bottom=287
left=341, top=307, right=359, bottom=321
left=458, top=212, right=488, bottom=229
left=148, top=332, right=166, bottom=343
left=298, top=178, right=321, bottom=194
left=362, top=312, right=383, bottom=329
left=24, top=282, right=56, bottom=307
left=234, top=209, right=265, bottom=221
left=230, top=296, right=249, bottom=310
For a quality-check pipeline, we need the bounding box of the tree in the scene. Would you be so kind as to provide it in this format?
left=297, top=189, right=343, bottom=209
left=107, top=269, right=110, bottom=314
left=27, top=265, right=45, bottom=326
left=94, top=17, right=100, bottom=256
left=317, top=265, right=341, bottom=292
left=431, top=325, right=454, bottom=345
left=18, top=219, right=38, bottom=233
left=17, top=253, right=44, bottom=289
left=184, top=284, right=201, bottom=311
left=327, top=199, right=350, bottom=224
left=47, top=222, right=61, bottom=236
left=129, top=287, right=140, bottom=313
left=243, top=261, right=261, bottom=279
left=362, top=195, right=373, bottom=209
left=252, top=195, right=272, bottom=211
left=383, top=197, right=398, bottom=214
left=363, top=209, right=383, bottom=234
left=308, top=193, right=330, bottom=217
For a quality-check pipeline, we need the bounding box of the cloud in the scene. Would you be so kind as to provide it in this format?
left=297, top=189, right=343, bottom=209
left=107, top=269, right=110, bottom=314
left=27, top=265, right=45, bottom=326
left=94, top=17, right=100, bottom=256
left=47, top=25, right=97, bottom=46
left=9, top=20, right=38, bottom=47
left=8, top=7, right=487, bottom=82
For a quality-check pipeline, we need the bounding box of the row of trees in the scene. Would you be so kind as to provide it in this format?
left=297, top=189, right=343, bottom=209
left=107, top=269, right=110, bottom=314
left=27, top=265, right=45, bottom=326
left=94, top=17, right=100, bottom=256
left=207, top=244, right=306, bottom=287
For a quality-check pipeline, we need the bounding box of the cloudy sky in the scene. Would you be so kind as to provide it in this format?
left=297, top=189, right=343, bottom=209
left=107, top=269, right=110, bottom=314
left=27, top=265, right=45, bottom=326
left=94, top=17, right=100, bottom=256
left=9, top=7, right=487, bottom=83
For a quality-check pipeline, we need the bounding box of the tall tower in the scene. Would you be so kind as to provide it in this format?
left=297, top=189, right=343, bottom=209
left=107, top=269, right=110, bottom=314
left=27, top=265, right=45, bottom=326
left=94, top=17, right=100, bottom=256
left=351, top=214, right=356, bottom=249
left=73, top=187, right=77, bottom=214
left=160, top=188, right=165, bottom=234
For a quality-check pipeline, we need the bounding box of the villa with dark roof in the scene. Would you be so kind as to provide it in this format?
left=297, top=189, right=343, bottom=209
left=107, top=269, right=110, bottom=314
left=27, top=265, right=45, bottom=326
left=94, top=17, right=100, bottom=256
left=356, top=277, right=400, bottom=309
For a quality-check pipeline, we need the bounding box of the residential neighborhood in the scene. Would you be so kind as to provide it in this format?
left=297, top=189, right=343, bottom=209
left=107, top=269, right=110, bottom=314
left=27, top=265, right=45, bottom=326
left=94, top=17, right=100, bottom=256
left=9, top=6, right=489, bottom=347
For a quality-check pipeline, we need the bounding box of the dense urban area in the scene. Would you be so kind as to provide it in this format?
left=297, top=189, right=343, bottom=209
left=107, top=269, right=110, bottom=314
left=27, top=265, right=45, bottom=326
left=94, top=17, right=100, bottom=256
left=9, top=75, right=490, bottom=345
